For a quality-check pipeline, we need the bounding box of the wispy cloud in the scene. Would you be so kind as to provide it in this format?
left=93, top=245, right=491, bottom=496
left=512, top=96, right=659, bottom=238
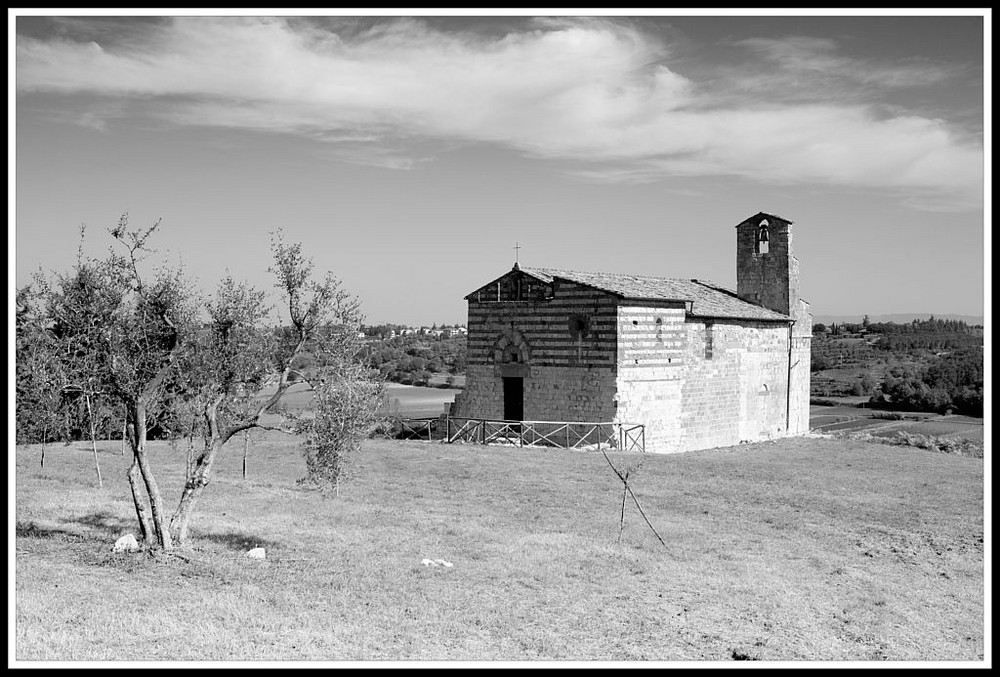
left=735, top=36, right=960, bottom=89
left=15, top=17, right=983, bottom=210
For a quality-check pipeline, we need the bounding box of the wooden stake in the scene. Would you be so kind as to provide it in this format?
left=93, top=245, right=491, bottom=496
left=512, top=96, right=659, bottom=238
left=618, top=484, right=628, bottom=543
left=601, top=449, right=665, bottom=548
left=242, top=429, right=250, bottom=479
left=86, top=395, right=102, bottom=488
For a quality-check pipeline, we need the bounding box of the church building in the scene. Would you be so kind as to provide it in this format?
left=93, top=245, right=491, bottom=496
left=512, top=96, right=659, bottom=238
left=448, top=212, right=812, bottom=454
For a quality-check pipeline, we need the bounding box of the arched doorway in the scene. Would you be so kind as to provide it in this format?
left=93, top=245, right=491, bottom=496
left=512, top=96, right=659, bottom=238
left=494, top=329, right=530, bottom=421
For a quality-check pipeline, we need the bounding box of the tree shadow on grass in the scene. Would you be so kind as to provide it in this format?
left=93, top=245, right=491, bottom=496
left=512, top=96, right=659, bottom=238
left=189, top=529, right=282, bottom=553
left=17, top=511, right=131, bottom=543
left=18, top=514, right=281, bottom=556
left=71, top=511, right=133, bottom=538
left=15, top=520, right=88, bottom=542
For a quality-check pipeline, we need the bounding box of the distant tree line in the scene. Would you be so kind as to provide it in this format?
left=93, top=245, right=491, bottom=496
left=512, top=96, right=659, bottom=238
left=362, top=323, right=465, bottom=339
left=809, top=317, right=983, bottom=415
left=362, top=335, right=467, bottom=386
left=869, top=348, right=983, bottom=416
left=813, top=317, right=983, bottom=353
left=362, top=323, right=409, bottom=339
left=810, top=342, right=877, bottom=372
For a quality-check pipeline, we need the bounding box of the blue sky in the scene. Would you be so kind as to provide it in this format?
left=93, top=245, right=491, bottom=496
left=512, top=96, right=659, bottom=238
left=11, top=10, right=988, bottom=326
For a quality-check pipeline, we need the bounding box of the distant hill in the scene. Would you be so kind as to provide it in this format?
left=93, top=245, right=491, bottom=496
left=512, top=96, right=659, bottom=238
left=813, top=314, right=984, bottom=327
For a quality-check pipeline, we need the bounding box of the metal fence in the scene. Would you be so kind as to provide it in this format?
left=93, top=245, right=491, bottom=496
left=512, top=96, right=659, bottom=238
left=443, top=417, right=645, bottom=452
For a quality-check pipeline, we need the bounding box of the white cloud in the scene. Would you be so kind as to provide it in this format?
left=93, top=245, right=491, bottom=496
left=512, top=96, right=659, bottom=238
left=15, top=17, right=983, bottom=209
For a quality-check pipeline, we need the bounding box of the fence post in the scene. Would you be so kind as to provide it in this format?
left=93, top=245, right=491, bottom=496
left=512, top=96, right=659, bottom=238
left=243, top=429, right=250, bottom=479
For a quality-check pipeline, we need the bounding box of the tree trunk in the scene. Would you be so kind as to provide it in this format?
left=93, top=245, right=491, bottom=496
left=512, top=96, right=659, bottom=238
left=170, top=437, right=225, bottom=545
left=186, top=433, right=195, bottom=480
left=131, top=401, right=173, bottom=550
left=86, top=395, right=103, bottom=488
left=127, top=457, right=154, bottom=545
left=121, top=420, right=127, bottom=457
left=41, top=425, right=47, bottom=468
left=169, top=403, right=226, bottom=546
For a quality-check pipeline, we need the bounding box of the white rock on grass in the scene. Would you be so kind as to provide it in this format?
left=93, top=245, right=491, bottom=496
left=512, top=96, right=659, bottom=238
left=422, top=558, right=454, bottom=567
left=245, top=547, right=266, bottom=559
left=113, top=534, right=139, bottom=552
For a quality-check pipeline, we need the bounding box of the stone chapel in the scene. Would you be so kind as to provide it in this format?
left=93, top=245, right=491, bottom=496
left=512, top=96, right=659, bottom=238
left=448, top=211, right=812, bottom=453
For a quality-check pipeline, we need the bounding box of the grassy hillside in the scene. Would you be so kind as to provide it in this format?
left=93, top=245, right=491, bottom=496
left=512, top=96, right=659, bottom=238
left=14, top=435, right=984, bottom=663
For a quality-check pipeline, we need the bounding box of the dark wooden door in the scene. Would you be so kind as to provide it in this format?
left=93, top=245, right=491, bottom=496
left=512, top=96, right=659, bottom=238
left=503, top=377, right=523, bottom=421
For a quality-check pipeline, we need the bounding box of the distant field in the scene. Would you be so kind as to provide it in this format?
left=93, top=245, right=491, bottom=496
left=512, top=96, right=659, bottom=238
left=257, top=383, right=460, bottom=418
left=809, top=405, right=983, bottom=446
left=382, top=385, right=461, bottom=418
left=868, top=417, right=984, bottom=443
left=14, top=435, right=984, bottom=662
left=427, top=373, right=466, bottom=388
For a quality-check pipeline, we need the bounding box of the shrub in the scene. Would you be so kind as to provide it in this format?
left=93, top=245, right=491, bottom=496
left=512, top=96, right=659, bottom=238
left=299, top=371, right=384, bottom=492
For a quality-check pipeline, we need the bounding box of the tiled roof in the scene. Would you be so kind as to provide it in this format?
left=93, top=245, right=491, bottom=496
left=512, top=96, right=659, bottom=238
left=518, top=266, right=791, bottom=321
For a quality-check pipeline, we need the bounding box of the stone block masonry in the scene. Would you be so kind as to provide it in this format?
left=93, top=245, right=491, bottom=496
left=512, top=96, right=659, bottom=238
left=615, top=309, right=794, bottom=453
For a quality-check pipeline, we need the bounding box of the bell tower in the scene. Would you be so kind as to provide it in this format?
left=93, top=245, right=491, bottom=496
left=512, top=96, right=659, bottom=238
left=736, top=211, right=812, bottom=434
left=736, top=211, right=798, bottom=316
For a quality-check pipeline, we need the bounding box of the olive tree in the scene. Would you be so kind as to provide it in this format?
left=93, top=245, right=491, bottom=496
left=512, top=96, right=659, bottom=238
left=15, top=284, right=66, bottom=467
left=23, top=215, right=382, bottom=550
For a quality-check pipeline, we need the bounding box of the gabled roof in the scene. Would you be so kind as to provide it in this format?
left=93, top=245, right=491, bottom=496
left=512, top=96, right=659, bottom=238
left=517, top=266, right=791, bottom=322
left=736, top=211, right=792, bottom=228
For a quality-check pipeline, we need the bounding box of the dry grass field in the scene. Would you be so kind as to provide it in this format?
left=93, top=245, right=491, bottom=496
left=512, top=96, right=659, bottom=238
left=13, top=433, right=985, bottom=664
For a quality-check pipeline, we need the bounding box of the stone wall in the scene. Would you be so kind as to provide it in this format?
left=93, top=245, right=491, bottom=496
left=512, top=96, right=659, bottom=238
left=787, top=295, right=813, bottom=434
left=451, top=364, right=616, bottom=422
left=614, top=304, right=795, bottom=453
left=613, top=303, right=686, bottom=451
left=787, top=334, right=812, bottom=434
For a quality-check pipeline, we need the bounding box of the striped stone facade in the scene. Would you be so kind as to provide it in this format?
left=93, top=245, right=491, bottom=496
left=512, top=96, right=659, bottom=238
left=450, top=279, right=619, bottom=422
